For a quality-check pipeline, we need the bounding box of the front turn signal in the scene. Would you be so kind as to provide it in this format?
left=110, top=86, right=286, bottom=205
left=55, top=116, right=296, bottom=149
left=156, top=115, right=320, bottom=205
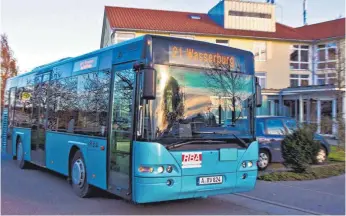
left=138, top=166, right=153, bottom=173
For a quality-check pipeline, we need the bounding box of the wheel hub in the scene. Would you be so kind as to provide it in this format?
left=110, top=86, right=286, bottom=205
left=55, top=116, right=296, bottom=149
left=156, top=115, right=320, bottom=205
left=259, top=152, right=269, bottom=168
left=72, top=159, right=85, bottom=187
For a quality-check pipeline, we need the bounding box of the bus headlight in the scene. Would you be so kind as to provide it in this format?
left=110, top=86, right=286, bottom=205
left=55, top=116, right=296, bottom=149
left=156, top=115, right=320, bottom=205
left=242, top=161, right=247, bottom=168
left=157, top=166, right=164, bottom=173
left=166, top=165, right=173, bottom=173
left=247, top=161, right=253, bottom=167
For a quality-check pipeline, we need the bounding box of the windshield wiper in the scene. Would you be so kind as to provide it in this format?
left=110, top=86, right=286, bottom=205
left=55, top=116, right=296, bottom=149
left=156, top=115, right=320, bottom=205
left=231, top=133, right=248, bottom=148
left=166, top=140, right=226, bottom=150
left=193, top=131, right=248, bottom=148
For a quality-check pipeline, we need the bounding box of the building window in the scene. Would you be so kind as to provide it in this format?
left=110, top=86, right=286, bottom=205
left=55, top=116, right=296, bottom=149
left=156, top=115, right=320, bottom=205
left=317, top=73, right=336, bottom=85
left=115, top=32, right=135, bottom=44
left=290, top=45, right=309, bottom=70
left=290, top=74, right=310, bottom=87
left=190, top=15, right=201, bottom=19
left=268, top=100, right=280, bottom=116
left=255, top=72, right=266, bottom=89
left=216, top=39, right=228, bottom=46
left=317, top=74, right=325, bottom=85
left=317, top=42, right=337, bottom=69
left=170, top=34, right=195, bottom=40
left=189, top=15, right=201, bottom=20
left=229, top=10, right=271, bottom=19
left=253, top=42, right=266, bottom=61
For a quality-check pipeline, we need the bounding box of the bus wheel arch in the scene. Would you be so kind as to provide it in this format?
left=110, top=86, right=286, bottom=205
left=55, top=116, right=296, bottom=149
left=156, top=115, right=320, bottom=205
left=69, top=148, right=93, bottom=198
left=68, top=145, right=80, bottom=180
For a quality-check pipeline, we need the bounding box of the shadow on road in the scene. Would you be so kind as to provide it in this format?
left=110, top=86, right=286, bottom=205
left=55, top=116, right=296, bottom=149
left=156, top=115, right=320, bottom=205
left=2, top=158, right=262, bottom=215
left=25, top=162, right=124, bottom=200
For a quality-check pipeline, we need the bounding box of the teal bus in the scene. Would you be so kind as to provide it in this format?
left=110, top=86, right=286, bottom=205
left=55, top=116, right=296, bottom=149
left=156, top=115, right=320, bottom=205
left=1, top=35, right=262, bottom=203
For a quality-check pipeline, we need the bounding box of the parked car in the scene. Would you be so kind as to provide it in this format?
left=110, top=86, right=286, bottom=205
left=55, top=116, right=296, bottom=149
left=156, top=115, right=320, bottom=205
left=225, top=116, right=330, bottom=170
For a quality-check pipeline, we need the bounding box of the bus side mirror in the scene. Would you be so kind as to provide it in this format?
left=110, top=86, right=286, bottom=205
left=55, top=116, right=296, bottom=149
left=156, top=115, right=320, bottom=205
left=255, top=78, right=262, bottom=107
left=142, top=68, right=156, bottom=100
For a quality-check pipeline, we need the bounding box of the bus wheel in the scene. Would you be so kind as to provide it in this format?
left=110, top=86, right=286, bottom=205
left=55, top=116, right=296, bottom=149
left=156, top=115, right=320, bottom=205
left=16, top=139, right=28, bottom=169
left=258, top=149, right=270, bottom=171
left=71, top=150, right=93, bottom=198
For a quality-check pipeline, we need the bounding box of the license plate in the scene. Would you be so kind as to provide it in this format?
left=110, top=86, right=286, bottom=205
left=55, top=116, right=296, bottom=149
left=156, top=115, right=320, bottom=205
left=198, top=176, right=223, bottom=185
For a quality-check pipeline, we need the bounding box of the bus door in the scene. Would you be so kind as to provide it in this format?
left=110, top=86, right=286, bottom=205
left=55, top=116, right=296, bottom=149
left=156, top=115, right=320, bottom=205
left=6, top=87, right=16, bottom=155
left=108, top=64, right=136, bottom=198
left=30, top=73, right=49, bottom=166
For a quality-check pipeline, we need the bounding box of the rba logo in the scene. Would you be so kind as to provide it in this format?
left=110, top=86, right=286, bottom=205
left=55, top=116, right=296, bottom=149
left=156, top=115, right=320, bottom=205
left=181, top=152, right=202, bottom=169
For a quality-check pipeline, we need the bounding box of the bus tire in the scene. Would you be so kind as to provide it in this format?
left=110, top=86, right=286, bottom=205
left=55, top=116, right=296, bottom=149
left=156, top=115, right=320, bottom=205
left=258, top=149, right=270, bottom=171
left=70, top=150, right=93, bottom=198
left=16, top=139, right=28, bottom=169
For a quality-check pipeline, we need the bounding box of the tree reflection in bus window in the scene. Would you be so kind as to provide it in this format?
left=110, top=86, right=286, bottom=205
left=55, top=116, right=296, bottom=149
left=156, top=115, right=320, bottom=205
left=110, top=69, right=135, bottom=175
left=47, top=71, right=110, bottom=137
left=14, top=86, right=34, bottom=128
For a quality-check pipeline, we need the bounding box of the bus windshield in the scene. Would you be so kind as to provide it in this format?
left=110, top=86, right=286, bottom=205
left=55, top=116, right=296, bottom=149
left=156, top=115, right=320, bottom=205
left=141, top=64, right=255, bottom=146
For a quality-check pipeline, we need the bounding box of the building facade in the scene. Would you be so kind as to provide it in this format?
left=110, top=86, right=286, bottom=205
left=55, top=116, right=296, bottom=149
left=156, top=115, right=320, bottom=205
left=100, top=0, right=345, bottom=136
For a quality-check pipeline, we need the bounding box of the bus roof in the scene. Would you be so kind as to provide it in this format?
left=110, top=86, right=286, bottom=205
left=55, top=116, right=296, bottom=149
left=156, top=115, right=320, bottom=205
left=8, top=35, right=255, bottom=85
left=12, top=35, right=148, bottom=79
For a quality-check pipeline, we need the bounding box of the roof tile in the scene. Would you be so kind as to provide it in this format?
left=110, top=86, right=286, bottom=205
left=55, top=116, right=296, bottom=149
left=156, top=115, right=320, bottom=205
left=105, top=6, right=345, bottom=41
left=295, top=18, right=345, bottom=40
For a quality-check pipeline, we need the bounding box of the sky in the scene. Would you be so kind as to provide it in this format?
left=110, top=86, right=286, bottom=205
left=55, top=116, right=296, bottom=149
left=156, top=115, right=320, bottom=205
left=1, top=0, right=345, bottom=73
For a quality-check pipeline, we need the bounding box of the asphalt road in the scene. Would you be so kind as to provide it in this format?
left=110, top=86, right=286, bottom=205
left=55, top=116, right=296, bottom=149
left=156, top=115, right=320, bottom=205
left=242, top=175, right=345, bottom=215
left=1, top=156, right=265, bottom=215
left=1, top=154, right=344, bottom=215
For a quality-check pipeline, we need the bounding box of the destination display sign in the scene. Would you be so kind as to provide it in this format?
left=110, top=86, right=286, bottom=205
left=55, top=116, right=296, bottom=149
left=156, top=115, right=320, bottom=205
left=73, top=56, right=98, bottom=72
left=169, top=45, right=245, bottom=71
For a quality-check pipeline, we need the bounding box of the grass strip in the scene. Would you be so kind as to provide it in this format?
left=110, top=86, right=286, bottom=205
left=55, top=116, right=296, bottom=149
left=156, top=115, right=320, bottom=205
left=258, top=163, right=345, bottom=181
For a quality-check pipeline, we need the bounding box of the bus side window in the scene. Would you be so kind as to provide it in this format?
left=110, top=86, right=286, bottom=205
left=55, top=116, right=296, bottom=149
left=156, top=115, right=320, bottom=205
left=48, top=77, right=77, bottom=133
left=47, top=72, right=110, bottom=136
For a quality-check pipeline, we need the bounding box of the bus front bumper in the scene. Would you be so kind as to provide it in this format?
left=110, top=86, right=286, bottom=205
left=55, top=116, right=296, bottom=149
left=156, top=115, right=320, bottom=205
left=132, top=170, right=257, bottom=203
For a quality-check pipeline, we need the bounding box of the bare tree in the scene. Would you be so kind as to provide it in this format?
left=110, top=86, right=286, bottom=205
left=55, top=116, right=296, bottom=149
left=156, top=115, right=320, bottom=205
left=112, top=70, right=135, bottom=130
left=318, top=39, right=345, bottom=146
left=335, top=39, right=345, bottom=146
left=47, top=76, right=79, bottom=130
left=81, top=71, right=111, bottom=132
left=204, top=62, right=253, bottom=125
